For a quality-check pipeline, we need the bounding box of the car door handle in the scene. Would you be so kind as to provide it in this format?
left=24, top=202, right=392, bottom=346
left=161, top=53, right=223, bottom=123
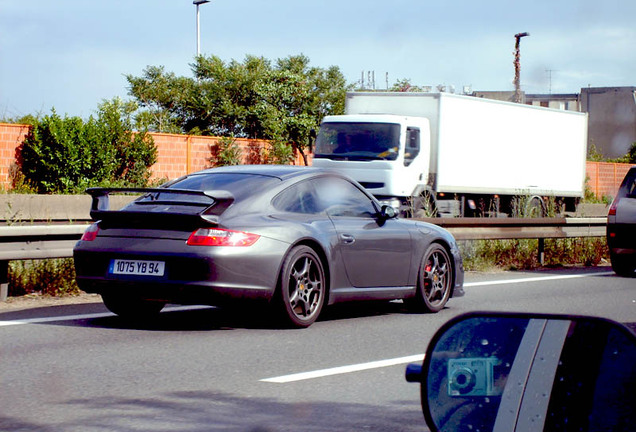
left=339, top=234, right=355, bottom=244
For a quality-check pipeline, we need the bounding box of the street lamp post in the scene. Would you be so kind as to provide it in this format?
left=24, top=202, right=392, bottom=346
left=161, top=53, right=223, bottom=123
left=194, top=0, right=211, bottom=56
left=513, top=32, right=530, bottom=103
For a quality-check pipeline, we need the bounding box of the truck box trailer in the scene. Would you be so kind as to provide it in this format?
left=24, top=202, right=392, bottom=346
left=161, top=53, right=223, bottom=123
left=312, top=92, right=588, bottom=217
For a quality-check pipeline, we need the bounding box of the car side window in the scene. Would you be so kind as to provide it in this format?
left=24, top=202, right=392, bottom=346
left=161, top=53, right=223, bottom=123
left=272, top=180, right=324, bottom=214
left=314, top=177, right=377, bottom=218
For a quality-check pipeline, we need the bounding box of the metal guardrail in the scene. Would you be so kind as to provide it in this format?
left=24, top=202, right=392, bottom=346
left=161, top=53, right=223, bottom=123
left=0, top=218, right=607, bottom=301
left=422, top=217, right=608, bottom=267
left=420, top=217, right=607, bottom=240
left=0, top=224, right=89, bottom=301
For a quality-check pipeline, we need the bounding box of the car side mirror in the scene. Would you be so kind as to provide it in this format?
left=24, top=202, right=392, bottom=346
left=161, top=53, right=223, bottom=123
left=406, top=312, right=636, bottom=432
left=379, top=204, right=398, bottom=220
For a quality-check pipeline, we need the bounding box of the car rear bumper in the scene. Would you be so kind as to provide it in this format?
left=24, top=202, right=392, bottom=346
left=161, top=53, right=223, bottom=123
left=75, top=276, right=274, bottom=304
left=607, top=223, right=636, bottom=253
left=73, top=235, right=290, bottom=306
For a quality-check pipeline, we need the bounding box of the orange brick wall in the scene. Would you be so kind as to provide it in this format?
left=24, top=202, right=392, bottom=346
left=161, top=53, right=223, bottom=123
left=0, top=122, right=629, bottom=197
left=585, top=161, right=633, bottom=200
left=0, top=123, right=29, bottom=188
left=0, top=123, right=305, bottom=187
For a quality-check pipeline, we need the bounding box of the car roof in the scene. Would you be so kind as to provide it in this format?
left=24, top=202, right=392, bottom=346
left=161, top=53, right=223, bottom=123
left=193, top=164, right=331, bottom=181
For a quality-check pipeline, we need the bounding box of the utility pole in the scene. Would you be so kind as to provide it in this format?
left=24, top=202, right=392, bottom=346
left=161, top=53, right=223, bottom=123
left=513, top=32, right=530, bottom=103
left=194, top=0, right=211, bottom=56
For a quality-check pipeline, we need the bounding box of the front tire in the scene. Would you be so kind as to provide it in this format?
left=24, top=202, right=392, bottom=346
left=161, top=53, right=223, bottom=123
left=101, top=292, right=166, bottom=319
left=276, top=245, right=326, bottom=328
left=406, top=243, right=453, bottom=313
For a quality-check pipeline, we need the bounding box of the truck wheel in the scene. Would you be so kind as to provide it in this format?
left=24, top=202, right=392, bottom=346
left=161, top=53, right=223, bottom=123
left=412, top=191, right=438, bottom=218
left=610, top=253, right=636, bottom=277
left=275, top=245, right=326, bottom=328
left=102, top=292, right=166, bottom=319
left=406, top=243, right=452, bottom=313
left=525, top=197, right=546, bottom=218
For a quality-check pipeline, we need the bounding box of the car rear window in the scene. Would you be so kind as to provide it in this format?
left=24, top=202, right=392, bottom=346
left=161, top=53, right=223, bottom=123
left=618, top=168, right=636, bottom=198
left=170, top=173, right=280, bottom=200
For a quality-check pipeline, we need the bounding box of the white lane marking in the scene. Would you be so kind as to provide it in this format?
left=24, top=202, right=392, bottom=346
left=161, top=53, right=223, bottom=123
left=261, top=354, right=425, bottom=384
left=0, top=312, right=112, bottom=327
left=261, top=271, right=615, bottom=384
left=464, top=271, right=614, bottom=288
left=0, top=305, right=211, bottom=327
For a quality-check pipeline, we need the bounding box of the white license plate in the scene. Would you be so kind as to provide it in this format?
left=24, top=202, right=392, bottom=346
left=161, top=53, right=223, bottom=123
left=110, top=259, right=165, bottom=276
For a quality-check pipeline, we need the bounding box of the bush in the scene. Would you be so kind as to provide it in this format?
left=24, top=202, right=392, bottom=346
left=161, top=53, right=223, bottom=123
left=460, top=237, right=609, bottom=271
left=212, top=135, right=242, bottom=166
left=19, top=98, right=157, bottom=194
left=8, top=259, right=80, bottom=297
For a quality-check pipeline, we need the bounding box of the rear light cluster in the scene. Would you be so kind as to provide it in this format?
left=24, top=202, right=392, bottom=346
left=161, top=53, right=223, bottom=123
left=187, top=228, right=260, bottom=247
left=81, top=223, right=99, bottom=241
left=608, top=198, right=619, bottom=216
left=81, top=224, right=259, bottom=247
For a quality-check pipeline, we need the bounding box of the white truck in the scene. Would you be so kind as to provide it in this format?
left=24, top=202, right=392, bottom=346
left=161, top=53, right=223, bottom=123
left=312, top=92, right=588, bottom=217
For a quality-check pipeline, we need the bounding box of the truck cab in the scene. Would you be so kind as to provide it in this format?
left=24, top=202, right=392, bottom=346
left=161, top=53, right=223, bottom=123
left=313, top=114, right=431, bottom=214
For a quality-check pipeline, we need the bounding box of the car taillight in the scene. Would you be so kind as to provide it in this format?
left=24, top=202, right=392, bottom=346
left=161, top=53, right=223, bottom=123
left=81, top=223, right=99, bottom=241
left=608, top=198, right=619, bottom=216
left=187, top=228, right=260, bottom=246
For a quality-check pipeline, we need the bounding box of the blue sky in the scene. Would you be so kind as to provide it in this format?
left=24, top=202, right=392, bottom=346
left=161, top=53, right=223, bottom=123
left=1, top=0, right=634, bottom=119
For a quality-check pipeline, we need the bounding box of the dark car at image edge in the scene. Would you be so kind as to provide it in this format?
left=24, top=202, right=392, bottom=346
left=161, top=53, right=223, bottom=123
left=607, top=165, right=636, bottom=277
left=73, top=165, right=464, bottom=328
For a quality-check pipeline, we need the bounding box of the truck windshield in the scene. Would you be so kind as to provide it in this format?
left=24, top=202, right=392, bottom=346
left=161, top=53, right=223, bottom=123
left=314, top=122, right=400, bottom=161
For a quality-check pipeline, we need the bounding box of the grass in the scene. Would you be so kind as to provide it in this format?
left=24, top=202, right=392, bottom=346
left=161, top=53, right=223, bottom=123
left=8, top=258, right=80, bottom=297
left=460, top=237, right=609, bottom=272
left=2, top=238, right=609, bottom=299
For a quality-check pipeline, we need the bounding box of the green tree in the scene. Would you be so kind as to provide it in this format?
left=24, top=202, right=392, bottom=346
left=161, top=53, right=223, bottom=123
left=389, top=78, right=426, bottom=92
left=19, top=98, right=157, bottom=194
left=256, top=55, right=347, bottom=165
left=126, top=54, right=349, bottom=165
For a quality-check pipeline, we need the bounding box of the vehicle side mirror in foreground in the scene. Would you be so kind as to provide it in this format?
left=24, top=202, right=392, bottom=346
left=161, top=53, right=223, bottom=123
left=406, top=312, right=636, bottom=432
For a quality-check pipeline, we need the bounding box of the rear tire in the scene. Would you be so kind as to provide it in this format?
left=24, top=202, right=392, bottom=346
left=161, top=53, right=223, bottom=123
left=406, top=243, right=453, bottom=313
left=610, top=253, right=636, bottom=277
left=101, top=292, right=166, bottom=319
left=276, top=245, right=326, bottom=328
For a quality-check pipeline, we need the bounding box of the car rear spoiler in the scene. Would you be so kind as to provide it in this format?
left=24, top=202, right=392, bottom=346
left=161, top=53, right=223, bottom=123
left=86, top=187, right=235, bottom=226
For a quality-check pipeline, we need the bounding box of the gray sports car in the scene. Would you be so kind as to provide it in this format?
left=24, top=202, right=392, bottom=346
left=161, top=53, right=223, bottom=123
left=73, top=165, right=464, bottom=328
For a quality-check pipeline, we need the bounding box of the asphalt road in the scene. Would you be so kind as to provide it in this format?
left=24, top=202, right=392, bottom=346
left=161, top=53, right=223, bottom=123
left=0, top=267, right=634, bottom=432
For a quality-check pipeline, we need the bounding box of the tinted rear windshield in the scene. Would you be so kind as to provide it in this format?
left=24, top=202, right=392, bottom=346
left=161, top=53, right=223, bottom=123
left=138, top=173, right=280, bottom=204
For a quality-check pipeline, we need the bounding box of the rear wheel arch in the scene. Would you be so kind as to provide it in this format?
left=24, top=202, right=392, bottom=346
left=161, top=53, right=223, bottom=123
left=274, top=242, right=328, bottom=328
left=278, top=239, right=331, bottom=300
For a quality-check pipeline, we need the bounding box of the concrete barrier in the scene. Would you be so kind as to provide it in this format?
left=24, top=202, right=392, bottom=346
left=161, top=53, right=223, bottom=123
left=0, top=194, right=136, bottom=223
